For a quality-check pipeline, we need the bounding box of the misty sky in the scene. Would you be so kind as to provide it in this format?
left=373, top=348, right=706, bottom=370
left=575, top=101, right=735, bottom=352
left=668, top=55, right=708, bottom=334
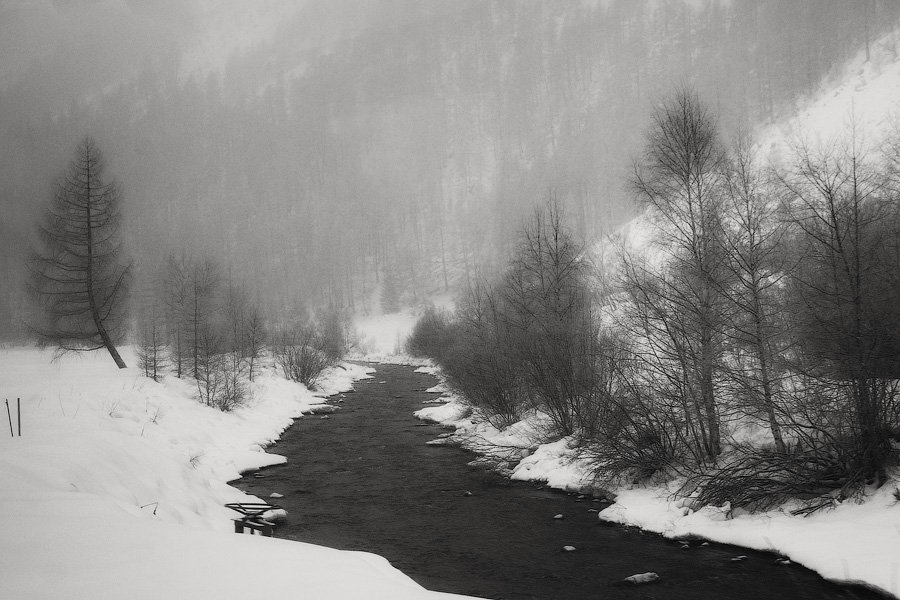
left=0, top=0, right=893, bottom=336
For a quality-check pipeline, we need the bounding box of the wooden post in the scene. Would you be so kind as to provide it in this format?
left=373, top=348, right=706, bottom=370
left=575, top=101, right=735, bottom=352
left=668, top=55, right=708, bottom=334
left=233, top=517, right=273, bottom=536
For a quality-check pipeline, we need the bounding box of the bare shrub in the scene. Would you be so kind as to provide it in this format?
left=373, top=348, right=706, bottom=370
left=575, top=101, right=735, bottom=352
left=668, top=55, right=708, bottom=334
left=275, top=324, right=335, bottom=388
left=195, top=332, right=248, bottom=412
left=405, top=305, right=452, bottom=360
left=575, top=336, right=689, bottom=482
left=317, top=305, right=349, bottom=363
left=223, top=286, right=268, bottom=381
left=684, top=383, right=900, bottom=514
left=243, top=306, right=267, bottom=382
left=684, top=444, right=858, bottom=514
left=779, top=136, right=900, bottom=487
left=417, top=204, right=610, bottom=435
left=439, top=280, right=527, bottom=429
left=136, top=301, right=168, bottom=382
left=498, top=203, right=597, bottom=437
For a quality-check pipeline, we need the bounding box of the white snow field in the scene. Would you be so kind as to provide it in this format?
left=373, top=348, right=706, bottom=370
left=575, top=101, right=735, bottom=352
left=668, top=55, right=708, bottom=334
left=757, top=26, right=900, bottom=162
left=352, top=309, right=420, bottom=363
left=0, top=347, right=477, bottom=600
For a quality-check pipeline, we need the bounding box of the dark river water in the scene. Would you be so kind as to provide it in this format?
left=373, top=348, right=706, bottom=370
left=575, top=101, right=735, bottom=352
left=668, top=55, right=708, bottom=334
left=235, top=363, right=883, bottom=600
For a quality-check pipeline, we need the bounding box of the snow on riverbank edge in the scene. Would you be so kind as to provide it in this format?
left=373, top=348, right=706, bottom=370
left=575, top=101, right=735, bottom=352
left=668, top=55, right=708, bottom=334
left=0, top=347, right=477, bottom=600
left=414, top=377, right=900, bottom=599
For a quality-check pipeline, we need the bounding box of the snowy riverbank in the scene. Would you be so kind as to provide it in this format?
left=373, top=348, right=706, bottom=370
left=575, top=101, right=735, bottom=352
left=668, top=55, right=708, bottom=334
left=415, top=378, right=900, bottom=599
left=0, top=347, right=476, bottom=600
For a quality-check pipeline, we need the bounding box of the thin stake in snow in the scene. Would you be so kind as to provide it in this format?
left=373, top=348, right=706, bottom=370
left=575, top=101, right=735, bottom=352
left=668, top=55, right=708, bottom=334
left=17, top=397, right=20, bottom=436
left=5, top=399, right=12, bottom=437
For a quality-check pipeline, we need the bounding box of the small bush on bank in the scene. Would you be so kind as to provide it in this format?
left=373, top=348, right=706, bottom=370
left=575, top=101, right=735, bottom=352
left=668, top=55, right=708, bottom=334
left=440, top=282, right=528, bottom=428
left=196, top=333, right=248, bottom=412
left=496, top=204, right=598, bottom=437
left=578, top=393, right=687, bottom=483
left=274, top=323, right=337, bottom=389
left=441, top=337, right=526, bottom=429
left=318, top=306, right=350, bottom=363
left=405, top=305, right=452, bottom=360
left=682, top=444, right=859, bottom=514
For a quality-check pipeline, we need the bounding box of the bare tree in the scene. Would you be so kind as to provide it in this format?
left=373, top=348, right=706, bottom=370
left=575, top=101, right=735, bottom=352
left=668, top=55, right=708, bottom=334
left=186, top=258, right=220, bottom=378
left=195, top=327, right=248, bottom=412
left=163, top=253, right=191, bottom=378
left=629, top=88, right=730, bottom=461
left=136, top=298, right=168, bottom=382
left=440, top=278, right=528, bottom=429
left=28, top=137, right=130, bottom=368
left=499, top=202, right=596, bottom=436
left=720, top=136, right=790, bottom=453
left=223, top=285, right=267, bottom=381
left=779, top=134, right=900, bottom=483
left=243, top=304, right=267, bottom=382
left=274, top=323, right=334, bottom=389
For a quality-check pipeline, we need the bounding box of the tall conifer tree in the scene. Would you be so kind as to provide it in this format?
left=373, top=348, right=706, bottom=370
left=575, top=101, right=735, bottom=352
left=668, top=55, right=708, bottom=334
left=29, top=137, right=130, bottom=368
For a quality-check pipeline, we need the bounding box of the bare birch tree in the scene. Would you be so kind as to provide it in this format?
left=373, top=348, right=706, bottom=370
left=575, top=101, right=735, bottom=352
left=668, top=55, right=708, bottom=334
left=720, top=136, right=789, bottom=453
left=629, top=88, right=729, bottom=460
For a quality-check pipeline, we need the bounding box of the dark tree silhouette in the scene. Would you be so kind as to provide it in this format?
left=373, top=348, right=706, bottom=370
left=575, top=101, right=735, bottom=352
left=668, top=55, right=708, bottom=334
left=28, top=137, right=130, bottom=368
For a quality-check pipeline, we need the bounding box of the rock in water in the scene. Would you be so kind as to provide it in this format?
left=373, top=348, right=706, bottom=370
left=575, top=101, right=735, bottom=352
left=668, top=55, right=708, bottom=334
left=553, top=514, right=564, bottom=520
left=562, top=546, right=577, bottom=552
left=623, top=572, right=660, bottom=585
left=463, top=491, right=473, bottom=497
left=270, top=492, right=284, bottom=499
left=262, top=508, right=288, bottom=523
left=731, top=555, right=748, bottom=562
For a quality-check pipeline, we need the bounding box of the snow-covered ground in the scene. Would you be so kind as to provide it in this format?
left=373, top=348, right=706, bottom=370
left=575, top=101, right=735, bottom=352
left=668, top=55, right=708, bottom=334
left=352, top=310, right=419, bottom=362
left=758, top=26, right=900, bottom=160
left=0, top=347, right=476, bottom=600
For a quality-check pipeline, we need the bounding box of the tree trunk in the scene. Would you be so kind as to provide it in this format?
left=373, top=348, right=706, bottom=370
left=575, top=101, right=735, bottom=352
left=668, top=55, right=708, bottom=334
left=84, top=158, right=126, bottom=369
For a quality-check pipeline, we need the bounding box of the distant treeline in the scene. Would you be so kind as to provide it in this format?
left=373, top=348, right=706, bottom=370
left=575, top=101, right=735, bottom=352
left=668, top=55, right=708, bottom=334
left=2, top=0, right=899, bottom=338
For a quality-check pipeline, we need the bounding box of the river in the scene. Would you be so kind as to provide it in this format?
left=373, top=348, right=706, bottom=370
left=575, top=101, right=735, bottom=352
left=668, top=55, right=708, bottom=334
left=234, top=363, right=881, bottom=600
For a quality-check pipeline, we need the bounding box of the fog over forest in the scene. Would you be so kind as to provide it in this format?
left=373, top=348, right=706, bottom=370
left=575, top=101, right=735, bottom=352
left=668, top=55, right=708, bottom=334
left=1, top=0, right=898, bottom=338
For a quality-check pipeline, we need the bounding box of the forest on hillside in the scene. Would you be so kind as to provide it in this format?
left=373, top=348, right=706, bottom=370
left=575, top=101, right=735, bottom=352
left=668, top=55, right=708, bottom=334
left=2, top=0, right=899, bottom=339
